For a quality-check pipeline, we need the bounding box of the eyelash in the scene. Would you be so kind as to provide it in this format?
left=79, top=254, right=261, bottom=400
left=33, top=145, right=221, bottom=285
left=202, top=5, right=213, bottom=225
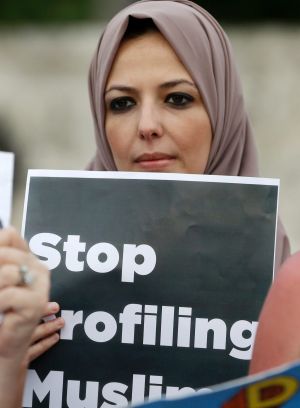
left=109, top=97, right=135, bottom=112
left=165, top=92, right=194, bottom=108
left=108, top=92, right=194, bottom=113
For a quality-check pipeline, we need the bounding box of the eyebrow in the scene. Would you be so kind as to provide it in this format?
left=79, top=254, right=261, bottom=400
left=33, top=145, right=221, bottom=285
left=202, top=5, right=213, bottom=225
left=160, top=79, right=197, bottom=89
left=105, top=79, right=197, bottom=95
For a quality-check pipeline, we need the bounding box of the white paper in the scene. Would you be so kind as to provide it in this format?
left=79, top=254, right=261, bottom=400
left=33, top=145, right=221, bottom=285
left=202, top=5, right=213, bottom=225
left=0, top=151, right=14, bottom=227
left=24, top=168, right=280, bottom=185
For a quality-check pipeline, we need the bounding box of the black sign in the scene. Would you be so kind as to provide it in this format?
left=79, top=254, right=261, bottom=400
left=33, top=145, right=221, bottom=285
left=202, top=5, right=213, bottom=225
left=22, top=171, right=278, bottom=408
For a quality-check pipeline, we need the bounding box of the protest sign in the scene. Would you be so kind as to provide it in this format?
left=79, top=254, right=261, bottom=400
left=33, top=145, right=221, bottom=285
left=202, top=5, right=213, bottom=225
left=134, top=360, right=300, bottom=408
left=22, top=170, right=279, bottom=408
left=0, top=151, right=14, bottom=227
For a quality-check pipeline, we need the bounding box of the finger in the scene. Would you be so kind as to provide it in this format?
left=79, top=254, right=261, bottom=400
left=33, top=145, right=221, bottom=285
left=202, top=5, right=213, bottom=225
left=0, top=247, right=33, bottom=268
left=0, top=287, right=46, bottom=318
left=42, top=301, right=60, bottom=317
left=26, top=333, right=60, bottom=363
left=0, top=227, right=28, bottom=251
left=0, top=264, right=23, bottom=289
left=0, top=308, right=41, bottom=358
left=30, top=317, right=64, bottom=344
left=0, top=249, right=49, bottom=290
left=0, top=252, right=49, bottom=295
left=0, top=314, right=41, bottom=351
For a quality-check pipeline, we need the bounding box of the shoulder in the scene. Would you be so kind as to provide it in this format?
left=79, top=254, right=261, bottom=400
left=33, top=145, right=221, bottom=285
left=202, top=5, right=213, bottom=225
left=271, top=251, right=300, bottom=301
left=249, top=251, right=300, bottom=374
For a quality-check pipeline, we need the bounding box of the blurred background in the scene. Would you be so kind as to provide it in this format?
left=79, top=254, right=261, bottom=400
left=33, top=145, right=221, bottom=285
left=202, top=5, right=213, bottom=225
left=0, top=0, right=299, bottom=251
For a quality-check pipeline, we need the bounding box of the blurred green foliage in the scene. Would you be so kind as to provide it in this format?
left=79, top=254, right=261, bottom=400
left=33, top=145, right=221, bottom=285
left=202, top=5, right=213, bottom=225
left=0, top=0, right=299, bottom=23
left=1, top=0, right=89, bottom=22
left=199, top=0, right=300, bottom=23
left=0, top=0, right=120, bottom=23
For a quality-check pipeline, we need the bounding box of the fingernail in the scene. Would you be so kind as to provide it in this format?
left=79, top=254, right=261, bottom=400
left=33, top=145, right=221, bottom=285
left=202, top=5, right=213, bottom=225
left=57, top=317, right=65, bottom=327
left=43, top=314, right=56, bottom=322
left=49, top=302, right=59, bottom=312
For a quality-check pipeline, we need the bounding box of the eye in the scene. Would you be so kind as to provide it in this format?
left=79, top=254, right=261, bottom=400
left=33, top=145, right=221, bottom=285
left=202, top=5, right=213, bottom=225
left=165, top=92, right=194, bottom=108
left=109, top=97, right=136, bottom=112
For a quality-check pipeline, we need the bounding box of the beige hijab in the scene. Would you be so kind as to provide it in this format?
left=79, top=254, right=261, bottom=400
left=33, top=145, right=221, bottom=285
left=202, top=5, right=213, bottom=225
left=87, top=0, right=289, bottom=270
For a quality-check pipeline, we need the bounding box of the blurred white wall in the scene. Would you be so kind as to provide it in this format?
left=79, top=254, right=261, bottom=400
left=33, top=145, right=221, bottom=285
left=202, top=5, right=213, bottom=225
left=0, top=24, right=299, bottom=251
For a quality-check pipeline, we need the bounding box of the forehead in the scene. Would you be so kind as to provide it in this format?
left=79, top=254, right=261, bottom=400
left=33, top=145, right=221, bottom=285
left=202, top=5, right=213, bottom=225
left=106, top=31, right=193, bottom=85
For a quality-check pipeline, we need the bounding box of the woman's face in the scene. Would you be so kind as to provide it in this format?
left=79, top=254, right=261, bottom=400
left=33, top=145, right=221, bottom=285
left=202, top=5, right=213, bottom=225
left=105, top=31, right=212, bottom=173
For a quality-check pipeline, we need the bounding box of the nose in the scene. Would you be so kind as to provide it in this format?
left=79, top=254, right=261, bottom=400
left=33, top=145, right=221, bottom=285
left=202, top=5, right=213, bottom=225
left=137, top=103, right=163, bottom=141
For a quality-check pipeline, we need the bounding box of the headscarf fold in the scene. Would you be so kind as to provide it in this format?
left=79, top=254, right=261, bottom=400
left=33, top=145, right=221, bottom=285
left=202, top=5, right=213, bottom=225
left=87, top=0, right=289, bottom=270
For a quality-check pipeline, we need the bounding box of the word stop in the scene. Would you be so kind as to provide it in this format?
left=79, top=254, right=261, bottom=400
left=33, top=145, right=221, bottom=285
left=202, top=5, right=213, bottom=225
left=29, top=233, right=157, bottom=283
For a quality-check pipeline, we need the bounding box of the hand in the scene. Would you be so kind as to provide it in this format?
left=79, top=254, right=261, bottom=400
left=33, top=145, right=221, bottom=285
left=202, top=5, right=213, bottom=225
left=0, top=227, right=50, bottom=362
left=25, top=301, right=65, bottom=364
left=0, top=227, right=50, bottom=407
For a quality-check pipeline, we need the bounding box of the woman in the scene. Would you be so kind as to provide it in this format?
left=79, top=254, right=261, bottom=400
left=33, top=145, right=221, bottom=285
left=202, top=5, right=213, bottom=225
left=88, top=0, right=289, bottom=266
left=249, top=251, right=300, bottom=375
left=0, top=227, right=49, bottom=408
left=29, top=0, right=290, bottom=365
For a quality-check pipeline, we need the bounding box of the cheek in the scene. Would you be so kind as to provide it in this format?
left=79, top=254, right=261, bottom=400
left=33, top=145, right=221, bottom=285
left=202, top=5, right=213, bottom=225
left=105, top=120, right=120, bottom=158
left=175, top=114, right=212, bottom=173
left=105, top=118, right=133, bottom=161
left=173, top=114, right=212, bottom=152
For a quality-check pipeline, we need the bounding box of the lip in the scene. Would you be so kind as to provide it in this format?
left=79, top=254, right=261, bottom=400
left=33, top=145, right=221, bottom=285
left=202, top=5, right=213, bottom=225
left=134, top=152, right=176, bottom=170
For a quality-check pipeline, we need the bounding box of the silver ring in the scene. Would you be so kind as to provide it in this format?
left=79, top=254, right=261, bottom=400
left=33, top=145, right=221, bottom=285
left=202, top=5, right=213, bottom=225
left=18, top=265, right=34, bottom=286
